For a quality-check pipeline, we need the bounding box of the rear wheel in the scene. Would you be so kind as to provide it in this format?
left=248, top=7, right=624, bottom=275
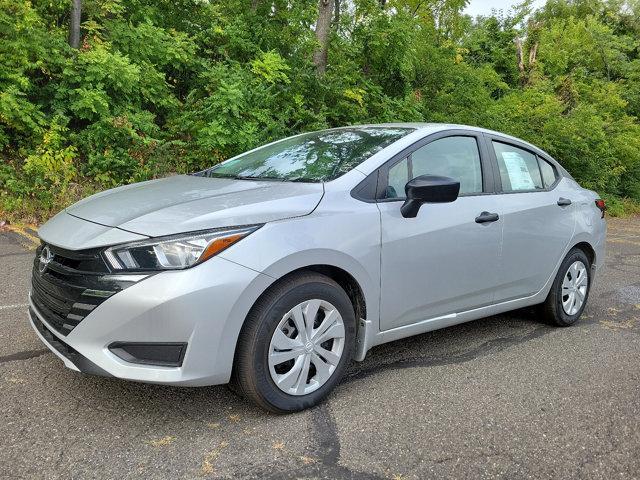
left=231, top=272, right=356, bottom=413
left=541, top=248, right=591, bottom=326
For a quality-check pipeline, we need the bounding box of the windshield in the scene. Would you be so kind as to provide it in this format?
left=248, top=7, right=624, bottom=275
left=202, top=127, right=414, bottom=182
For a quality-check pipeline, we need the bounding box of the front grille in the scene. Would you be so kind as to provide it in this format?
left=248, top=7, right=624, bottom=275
left=30, top=308, right=112, bottom=377
left=30, top=307, right=82, bottom=359
left=30, top=243, right=134, bottom=336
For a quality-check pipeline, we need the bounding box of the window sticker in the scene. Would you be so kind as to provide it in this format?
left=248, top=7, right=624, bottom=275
left=501, top=151, right=535, bottom=190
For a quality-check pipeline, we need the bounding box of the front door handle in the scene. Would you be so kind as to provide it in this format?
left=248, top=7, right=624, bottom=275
left=557, top=197, right=572, bottom=206
left=475, top=211, right=499, bottom=223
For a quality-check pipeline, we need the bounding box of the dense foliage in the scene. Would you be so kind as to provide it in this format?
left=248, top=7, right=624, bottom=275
left=1, top=0, right=640, bottom=220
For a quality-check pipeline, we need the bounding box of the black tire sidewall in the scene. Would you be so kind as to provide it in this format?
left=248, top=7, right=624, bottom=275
left=249, top=279, right=356, bottom=412
left=551, top=249, right=592, bottom=326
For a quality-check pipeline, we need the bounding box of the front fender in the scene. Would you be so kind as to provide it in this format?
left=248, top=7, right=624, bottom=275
left=218, top=208, right=382, bottom=356
left=258, top=248, right=378, bottom=320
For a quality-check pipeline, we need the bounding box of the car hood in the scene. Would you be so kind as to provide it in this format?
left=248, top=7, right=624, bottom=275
left=65, top=175, right=324, bottom=237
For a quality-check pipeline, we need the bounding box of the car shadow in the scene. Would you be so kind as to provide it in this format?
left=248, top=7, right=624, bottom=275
left=342, top=307, right=558, bottom=384
left=52, top=307, right=562, bottom=418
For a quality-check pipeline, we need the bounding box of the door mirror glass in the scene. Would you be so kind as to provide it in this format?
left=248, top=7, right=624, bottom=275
left=401, top=175, right=460, bottom=218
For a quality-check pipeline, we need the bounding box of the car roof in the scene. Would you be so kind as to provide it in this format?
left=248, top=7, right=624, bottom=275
left=345, top=122, right=545, bottom=153
left=336, top=123, right=572, bottom=180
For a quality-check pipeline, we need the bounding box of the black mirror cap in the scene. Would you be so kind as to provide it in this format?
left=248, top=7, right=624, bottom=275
left=401, top=175, right=460, bottom=218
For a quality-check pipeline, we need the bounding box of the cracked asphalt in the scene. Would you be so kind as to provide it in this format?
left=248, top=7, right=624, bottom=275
left=1, top=218, right=639, bottom=479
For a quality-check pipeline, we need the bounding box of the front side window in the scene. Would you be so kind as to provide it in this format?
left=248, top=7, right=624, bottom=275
left=384, top=136, right=483, bottom=199
left=412, top=137, right=483, bottom=194
left=493, top=141, right=543, bottom=192
left=204, top=127, right=414, bottom=182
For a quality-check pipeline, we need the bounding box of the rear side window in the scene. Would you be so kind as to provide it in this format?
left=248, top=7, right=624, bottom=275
left=493, top=141, right=543, bottom=192
left=538, top=157, right=558, bottom=188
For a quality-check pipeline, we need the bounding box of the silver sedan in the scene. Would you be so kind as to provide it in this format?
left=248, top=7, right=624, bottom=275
left=29, top=123, right=607, bottom=412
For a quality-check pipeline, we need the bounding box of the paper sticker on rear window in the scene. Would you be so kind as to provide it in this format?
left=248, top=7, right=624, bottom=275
left=501, top=151, right=535, bottom=190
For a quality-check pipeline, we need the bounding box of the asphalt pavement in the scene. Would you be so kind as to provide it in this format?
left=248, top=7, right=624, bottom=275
left=1, top=218, right=639, bottom=479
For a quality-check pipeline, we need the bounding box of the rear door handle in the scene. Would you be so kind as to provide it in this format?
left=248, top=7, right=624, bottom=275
left=557, top=197, right=572, bottom=206
left=475, top=211, right=499, bottom=223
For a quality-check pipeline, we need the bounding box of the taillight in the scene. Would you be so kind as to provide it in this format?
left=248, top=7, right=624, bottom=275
left=595, top=199, right=606, bottom=218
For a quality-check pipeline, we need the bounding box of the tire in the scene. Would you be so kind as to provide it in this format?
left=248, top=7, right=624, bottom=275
left=231, top=271, right=356, bottom=413
left=541, top=248, right=592, bottom=327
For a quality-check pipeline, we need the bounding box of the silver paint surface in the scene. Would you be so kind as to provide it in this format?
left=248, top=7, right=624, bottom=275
left=32, top=123, right=607, bottom=385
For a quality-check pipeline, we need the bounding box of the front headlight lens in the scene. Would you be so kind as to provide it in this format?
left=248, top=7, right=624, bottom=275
left=103, top=225, right=261, bottom=271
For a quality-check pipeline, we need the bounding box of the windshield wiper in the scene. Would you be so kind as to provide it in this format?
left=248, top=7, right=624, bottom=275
left=201, top=171, right=235, bottom=179
left=201, top=172, right=280, bottom=181
left=204, top=172, right=316, bottom=183
left=232, top=175, right=288, bottom=181
left=236, top=175, right=320, bottom=183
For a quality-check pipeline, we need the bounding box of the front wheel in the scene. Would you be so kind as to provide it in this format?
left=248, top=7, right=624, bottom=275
left=231, top=272, right=356, bottom=413
left=541, top=248, right=591, bottom=326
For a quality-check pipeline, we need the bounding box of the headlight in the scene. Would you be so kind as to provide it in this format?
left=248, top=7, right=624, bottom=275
left=103, top=225, right=261, bottom=271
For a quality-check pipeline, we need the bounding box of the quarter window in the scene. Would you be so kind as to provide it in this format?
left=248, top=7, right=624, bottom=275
left=538, top=157, right=558, bottom=188
left=493, top=141, right=543, bottom=192
left=387, top=158, right=409, bottom=199
left=384, top=136, right=483, bottom=198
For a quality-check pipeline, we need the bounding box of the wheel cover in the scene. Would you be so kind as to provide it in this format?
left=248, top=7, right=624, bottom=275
left=561, top=260, right=589, bottom=316
left=268, top=299, right=345, bottom=396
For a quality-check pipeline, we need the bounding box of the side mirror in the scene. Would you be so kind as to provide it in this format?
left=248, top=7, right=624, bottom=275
left=401, top=175, right=460, bottom=218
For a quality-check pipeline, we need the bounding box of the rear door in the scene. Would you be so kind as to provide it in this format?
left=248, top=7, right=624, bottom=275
left=487, top=135, right=576, bottom=301
left=377, top=130, right=503, bottom=331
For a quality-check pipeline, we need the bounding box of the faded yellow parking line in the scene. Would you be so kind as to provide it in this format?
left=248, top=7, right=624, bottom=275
left=607, top=225, right=640, bottom=232
left=0, top=225, right=39, bottom=249
left=0, top=303, right=29, bottom=310
left=607, top=237, right=640, bottom=247
left=608, top=231, right=640, bottom=238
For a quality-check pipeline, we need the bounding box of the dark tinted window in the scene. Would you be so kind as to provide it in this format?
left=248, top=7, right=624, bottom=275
left=204, top=127, right=414, bottom=182
left=538, top=157, right=558, bottom=188
left=493, top=141, right=543, bottom=191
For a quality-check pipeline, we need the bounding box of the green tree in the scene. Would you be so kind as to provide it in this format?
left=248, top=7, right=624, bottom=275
left=2, top=0, right=640, bottom=221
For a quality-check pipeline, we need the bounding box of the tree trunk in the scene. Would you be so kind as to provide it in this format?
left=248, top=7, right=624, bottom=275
left=312, top=0, right=334, bottom=75
left=514, top=37, right=525, bottom=74
left=514, top=36, right=526, bottom=86
left=514, top=36, right=539, bottom=86
left=334, top=0, right=340, bottom=27
left=528, top=42, right=538, bottom=67
left=69, top=0, right=81, bottom=49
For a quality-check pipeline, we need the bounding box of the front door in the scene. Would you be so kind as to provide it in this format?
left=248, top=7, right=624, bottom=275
left=378, top=134, right=503, bottom=331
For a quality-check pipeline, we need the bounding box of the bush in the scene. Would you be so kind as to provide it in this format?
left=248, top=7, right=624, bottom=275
left=1, top=121, right=87, bottom=221
left=2, top=0, right=640, bottom=221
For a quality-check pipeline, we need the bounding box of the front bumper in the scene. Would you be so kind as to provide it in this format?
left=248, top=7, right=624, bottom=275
left=29, top=256, right=273, bottom=386
left=30, top=308, right=111, bottom=377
